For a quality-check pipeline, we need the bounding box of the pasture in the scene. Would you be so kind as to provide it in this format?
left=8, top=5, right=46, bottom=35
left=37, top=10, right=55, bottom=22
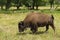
left=0, top=9, right=60, bottom=40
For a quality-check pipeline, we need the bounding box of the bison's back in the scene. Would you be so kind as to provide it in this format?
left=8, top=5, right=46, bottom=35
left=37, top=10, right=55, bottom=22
left=24, top=13, right=51, bottom=23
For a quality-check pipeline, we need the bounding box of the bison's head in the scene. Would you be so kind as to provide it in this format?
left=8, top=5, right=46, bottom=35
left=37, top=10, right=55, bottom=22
left=18, top=21, right=25, bottom=32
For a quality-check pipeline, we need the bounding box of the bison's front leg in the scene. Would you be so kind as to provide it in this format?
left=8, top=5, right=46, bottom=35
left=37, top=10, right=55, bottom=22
left=31, top=25, right=37, bottom=33
left=31, top=28, right=37, bottom=33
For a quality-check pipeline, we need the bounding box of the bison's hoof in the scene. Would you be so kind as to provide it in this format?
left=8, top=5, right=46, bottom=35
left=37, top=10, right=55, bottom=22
left=32, top=30, right=36, bottom=33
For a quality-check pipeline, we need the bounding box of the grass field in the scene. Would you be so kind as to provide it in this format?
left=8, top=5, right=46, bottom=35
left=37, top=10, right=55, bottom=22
left=0, top=9, right=60, bottom=40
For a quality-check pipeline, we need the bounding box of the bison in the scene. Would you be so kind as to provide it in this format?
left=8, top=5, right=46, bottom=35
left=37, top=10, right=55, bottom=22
left=18, top=12, right=55, bottom=33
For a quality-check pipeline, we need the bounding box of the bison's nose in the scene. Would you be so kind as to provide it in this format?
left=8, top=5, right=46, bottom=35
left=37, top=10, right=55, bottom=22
left=19, top=30, right=22, bottom=32
left=19, top=30, right=24, bottom=32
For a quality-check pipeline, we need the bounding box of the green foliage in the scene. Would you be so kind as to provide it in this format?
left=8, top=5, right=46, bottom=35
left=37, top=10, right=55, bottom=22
left=0, top=0, right=60, bottom=10
left=0, top=0, right=6, bottom=5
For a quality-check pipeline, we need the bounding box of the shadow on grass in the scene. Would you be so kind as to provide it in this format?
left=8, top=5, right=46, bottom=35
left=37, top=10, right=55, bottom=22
left=29, top=31, right=47, bottom=35
left=17, top=32, right=27, bottom=35
left=16, top=31, right=47, bottom=35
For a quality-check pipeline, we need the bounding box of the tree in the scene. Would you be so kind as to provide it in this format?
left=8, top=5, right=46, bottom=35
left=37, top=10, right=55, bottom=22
left=30, top=0, right=47, bottom=10
left=5, top=0, right=11, bottom=10
left=55, top=0, right=60, bottom=9
left=11, top=0, right=22, bottom=10
left=15, top=0, right=21, bottom=10
left=49, top=0, right=54, bottom=9
left=0, top=0, right=6, bottom=10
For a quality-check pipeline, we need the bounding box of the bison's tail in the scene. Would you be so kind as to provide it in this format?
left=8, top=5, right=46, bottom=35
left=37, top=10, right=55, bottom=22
left=51, top=15, right=54, bottom=20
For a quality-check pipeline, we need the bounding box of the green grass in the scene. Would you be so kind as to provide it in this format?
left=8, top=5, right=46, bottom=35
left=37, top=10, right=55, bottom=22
left=0, top=10, right=60, bottom=40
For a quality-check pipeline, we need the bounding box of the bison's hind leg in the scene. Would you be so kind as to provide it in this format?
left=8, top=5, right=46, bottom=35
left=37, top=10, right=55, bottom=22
left=50, top=24, right=55, bottom=32
left=45, top=25, right=49, bottom=32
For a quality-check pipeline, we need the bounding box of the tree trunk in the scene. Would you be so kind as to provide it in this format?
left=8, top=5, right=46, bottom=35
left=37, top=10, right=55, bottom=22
left=36, top=0, right=38, bottom=10
left=17, top=6, right=20, bottom=10
left=1, top=5, right=3, bottom=10
left=5, top=0, right=11, bottom=10
left=36, top=5, right=38, bottom=10
left=49, top=0, right=54, bottom=10
left=32, top=0, right=35, bottom=9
